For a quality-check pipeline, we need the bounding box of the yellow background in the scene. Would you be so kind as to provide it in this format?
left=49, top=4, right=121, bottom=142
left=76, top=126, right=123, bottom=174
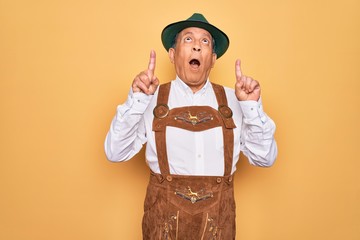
left=1, top=0, right=359, bottom=239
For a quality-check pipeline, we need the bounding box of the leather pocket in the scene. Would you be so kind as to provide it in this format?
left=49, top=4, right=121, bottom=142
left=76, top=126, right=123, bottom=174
left=167, top=177, right=223, bottom=215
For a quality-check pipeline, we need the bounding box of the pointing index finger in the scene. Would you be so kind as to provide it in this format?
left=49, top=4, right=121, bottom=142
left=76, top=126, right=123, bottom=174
left=235, top=59, right=242, bottom=80
left=148, top=50, right=156, bottom=75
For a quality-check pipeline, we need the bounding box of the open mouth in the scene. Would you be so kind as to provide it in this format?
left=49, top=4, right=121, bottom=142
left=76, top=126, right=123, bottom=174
left=189, top=59, right=200, bottom=68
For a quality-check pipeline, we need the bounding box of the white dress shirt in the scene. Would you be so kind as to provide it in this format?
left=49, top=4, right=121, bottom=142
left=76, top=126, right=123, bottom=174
left=104, top=76, right=277, bottom=176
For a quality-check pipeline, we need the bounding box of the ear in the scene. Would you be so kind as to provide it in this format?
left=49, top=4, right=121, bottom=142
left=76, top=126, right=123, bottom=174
left=168, top=48, right=175, bottom=64
left=211, top=53, right=217, bottom=68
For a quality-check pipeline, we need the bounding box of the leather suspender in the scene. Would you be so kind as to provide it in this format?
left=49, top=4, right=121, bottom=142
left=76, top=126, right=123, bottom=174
left=153, top=82, right=235, bottom=177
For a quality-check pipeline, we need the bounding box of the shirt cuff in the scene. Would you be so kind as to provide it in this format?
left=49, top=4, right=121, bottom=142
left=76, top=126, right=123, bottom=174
left=118, top=88, right=153, bottom=116
left=239, top=97, right=268, bottom=123
left=131, top=91, right=153, bottom=112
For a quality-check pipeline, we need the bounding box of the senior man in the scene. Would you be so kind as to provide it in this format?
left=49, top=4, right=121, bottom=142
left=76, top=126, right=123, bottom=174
left=105, top=13, right=277, bottom=239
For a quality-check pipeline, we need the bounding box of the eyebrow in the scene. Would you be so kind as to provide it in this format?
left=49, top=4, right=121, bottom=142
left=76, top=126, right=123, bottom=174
left=182, top=31, right=194, bottom=36
left=182, top=31, right=212, bottom=39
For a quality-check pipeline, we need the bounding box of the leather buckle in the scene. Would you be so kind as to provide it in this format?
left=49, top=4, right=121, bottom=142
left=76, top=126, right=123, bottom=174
left=153, top=104, right=169, bottom=119
left=218, top=105, right=233, bottom=118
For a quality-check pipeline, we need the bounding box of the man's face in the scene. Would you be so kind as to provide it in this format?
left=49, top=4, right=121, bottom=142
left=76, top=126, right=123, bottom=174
left=169, top=27, right=217, bottom=92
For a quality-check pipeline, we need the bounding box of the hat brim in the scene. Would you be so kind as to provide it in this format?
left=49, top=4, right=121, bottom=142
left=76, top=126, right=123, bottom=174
left=161, top=20, right=229, bottom=59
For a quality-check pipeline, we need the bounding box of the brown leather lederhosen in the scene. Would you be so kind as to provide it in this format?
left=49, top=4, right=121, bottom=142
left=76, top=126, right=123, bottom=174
left=142, top=82, right=237, bottom=240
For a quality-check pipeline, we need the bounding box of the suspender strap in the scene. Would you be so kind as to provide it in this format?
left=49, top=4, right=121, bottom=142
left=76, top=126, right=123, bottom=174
left=211, top=83, right=235, bottom=176
left=212, top=83, right=227, bottom=106
left=156, top=82, right=171, bottom=106
left=154, top=82, right=172, bottom=176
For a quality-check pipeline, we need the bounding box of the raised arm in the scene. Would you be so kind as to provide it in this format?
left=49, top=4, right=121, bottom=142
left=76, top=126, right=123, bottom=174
left=104, top=50, right=160, bottom=162
left=235, top=59, right=277, bottom=167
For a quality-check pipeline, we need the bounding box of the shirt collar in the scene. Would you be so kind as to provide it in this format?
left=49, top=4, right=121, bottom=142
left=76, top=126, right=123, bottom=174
left=174, top=75, right=210, bottom=96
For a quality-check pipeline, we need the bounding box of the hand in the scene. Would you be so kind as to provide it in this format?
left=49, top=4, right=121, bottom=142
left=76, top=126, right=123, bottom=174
left=235, top=59, right=261, bottom=101
left=132, top=50, right=159, bottom=95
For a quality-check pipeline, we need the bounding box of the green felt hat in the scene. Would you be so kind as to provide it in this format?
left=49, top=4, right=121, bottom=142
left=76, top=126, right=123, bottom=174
left=161, top=13, right=229, bottom=59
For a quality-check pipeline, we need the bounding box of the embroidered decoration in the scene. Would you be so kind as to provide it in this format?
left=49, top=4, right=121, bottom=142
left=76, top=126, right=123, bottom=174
left=174, top=111, right=213, bottom=125
left=207, top=217, right=219, bottom=239
left=162, top=211, right=179, bottom=240
left=175, top=186, right=213, bottom=204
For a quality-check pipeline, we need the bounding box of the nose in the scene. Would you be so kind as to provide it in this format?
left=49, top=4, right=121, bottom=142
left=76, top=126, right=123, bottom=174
left=192, top=46, right=201, bottom=52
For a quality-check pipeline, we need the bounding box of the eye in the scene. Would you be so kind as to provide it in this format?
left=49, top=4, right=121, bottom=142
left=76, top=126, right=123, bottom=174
left=202, top=38, right=210, bottom=44
left=184, top=37, right=192, bottom=42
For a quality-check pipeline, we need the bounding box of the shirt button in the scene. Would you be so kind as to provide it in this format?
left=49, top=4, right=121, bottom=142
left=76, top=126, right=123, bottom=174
left=197, top=154, right=201, bottom=158
left=216, top=178, right=222, bottom=183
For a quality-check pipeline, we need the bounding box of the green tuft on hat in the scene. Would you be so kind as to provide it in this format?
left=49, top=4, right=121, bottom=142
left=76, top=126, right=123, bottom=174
left=161, top=13, right=230, bottom=59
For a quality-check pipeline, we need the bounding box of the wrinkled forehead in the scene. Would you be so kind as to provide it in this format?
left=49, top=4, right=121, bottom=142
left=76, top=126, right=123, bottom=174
left=178, top=27, right=213, bottom=40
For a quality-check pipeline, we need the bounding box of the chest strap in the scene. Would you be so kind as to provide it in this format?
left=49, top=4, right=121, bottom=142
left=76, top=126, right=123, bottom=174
left=153, top=82, right=235, bottom=177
